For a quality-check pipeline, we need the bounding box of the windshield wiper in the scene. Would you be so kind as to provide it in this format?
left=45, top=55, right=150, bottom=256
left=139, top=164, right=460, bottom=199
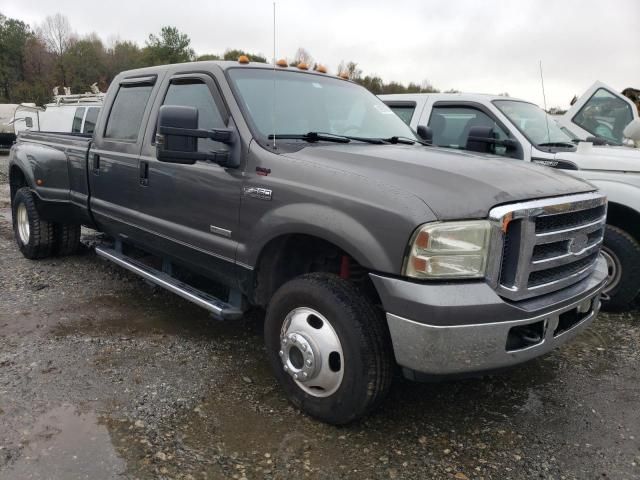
left=537, top=142, right=576, bottom=148
left=268, top=132, right=388, bottom=145
left=383, top=136, right=430, bottom=146
left=268, top=132, right=350, bottom=143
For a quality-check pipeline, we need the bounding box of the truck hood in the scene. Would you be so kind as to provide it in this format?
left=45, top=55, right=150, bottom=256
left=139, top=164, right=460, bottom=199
left=286, top=144, right=595, bottom=220
left=558, top=143, right=640, bottom=173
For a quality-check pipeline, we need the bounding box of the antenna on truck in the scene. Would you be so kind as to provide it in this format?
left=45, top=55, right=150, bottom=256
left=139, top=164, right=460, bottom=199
left=539, top=60, right=551, bottom=144
left=271, top=1, right=277, bottom=149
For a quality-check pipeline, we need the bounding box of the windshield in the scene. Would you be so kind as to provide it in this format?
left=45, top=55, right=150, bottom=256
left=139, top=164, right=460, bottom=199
left=228, top=68, right=417, bottom=141
left=494, top=100, right=574, bottom=147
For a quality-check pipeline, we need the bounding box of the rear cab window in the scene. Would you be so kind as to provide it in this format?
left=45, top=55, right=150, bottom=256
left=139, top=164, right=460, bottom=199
left=72, top=107, right=85, bottom=133
left=83, top=107, right=100, bottom=134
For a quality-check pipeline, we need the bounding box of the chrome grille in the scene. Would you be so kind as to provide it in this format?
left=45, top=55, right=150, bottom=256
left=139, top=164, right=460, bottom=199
left=488, top=192, right=607, bottom=301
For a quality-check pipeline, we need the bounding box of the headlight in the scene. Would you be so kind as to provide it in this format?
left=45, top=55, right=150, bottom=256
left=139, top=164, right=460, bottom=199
left=403, top=220, right=491, bottom=279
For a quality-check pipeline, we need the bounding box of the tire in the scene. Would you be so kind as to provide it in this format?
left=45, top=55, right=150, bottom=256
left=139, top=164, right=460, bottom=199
left=600, top=225, right=640, bottom=311
left=11, top=187, right=55, bottom=259
left=55, top=223, right=81, bottom=256
left=264, top=273, right=393, bottom=425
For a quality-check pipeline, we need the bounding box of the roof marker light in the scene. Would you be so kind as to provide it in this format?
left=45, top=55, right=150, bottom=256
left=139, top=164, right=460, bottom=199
left=276, top=59, right=288, bottom=67
left=297, top=62, right=309, bottom=70
left=314, top=64, right=327, bottom=73
left=238, top=55, right=250, bottom=64
left=338, top=72, right=349, bottom=80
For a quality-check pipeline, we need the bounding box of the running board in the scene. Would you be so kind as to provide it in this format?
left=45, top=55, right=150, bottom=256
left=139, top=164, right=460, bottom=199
left=95, top=246, right=244, bottom=321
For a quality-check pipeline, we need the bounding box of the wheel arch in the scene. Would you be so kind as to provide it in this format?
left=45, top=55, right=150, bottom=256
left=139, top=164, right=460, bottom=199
left=9, top=164, right=31, bottom=202
left=250, top=232, right=382, bottom=308
left=606, top=201, right=640, bottom=241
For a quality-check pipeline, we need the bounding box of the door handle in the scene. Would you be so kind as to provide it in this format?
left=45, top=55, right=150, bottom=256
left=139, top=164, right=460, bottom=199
left=92, top=154, right=100, bottom=175
left=139, top=160, right=149, bottom=186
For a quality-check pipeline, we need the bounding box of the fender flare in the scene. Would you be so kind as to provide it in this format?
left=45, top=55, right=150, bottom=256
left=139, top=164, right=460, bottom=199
left=242, top=203, right=402, bottom=274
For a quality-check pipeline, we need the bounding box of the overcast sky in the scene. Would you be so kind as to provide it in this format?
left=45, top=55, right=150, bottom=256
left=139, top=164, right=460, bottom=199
left=2, top=0, right=639, bottom=108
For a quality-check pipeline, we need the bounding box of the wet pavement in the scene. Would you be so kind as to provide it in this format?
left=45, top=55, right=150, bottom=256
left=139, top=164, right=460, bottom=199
left=1, top=154, right=639, bottom=479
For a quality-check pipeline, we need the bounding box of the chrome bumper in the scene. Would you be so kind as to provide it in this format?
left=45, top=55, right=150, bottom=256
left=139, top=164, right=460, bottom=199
left=385, top=256, right=607, bottom=377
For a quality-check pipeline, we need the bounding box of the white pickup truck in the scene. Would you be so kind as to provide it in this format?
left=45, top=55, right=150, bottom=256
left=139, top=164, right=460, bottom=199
left=380, top=83, right=640, bottom=310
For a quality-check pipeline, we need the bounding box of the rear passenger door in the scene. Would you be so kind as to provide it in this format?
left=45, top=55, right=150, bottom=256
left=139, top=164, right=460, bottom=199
left=89, top=76, right=158, bottom=238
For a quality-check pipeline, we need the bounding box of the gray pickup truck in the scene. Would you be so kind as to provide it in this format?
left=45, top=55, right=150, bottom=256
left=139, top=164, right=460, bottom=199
left=8, top=60, right=608, bottom=424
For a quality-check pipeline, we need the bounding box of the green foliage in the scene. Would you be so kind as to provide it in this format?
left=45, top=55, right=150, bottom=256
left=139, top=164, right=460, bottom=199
left=339, top=60, right=440, bottom=95
left=0, top=13, right=445, bottom=104
left=196, top=54, right=221, bottom=61
left=106, top=41, right=143, bottom=79
left=63, top=34, right=107, bottom=93
left=222, top=49, right=267, bottom=63
left=0, top=13, right=33, bottom=101
left=143, top=26, right=195, bottom=65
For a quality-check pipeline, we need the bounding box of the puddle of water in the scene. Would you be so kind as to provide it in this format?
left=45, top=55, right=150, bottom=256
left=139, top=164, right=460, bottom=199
left=0, top=404, right=126, bottom=480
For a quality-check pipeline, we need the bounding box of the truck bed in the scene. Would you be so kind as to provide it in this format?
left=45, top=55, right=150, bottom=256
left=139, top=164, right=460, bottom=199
left=12, top=130, right=94, bottom=227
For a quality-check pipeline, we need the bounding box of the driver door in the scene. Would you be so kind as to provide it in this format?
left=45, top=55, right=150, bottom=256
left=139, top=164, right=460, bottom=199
left=561, top=81, right=638, bottom=144
left=136, top=73, right=243, bottom=280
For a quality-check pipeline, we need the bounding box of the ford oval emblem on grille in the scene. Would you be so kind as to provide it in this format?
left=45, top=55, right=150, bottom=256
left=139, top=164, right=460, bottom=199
left=568, top=233, right=589, bottom=254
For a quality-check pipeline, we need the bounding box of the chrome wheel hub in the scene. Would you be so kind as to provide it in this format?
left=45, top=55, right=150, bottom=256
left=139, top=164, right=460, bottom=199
left=601, top=247, right=621, bottom=300
left=280, top=332, right=317, bottom=381
left=16, top=203, right=30, bottom=245
left=279, top=307, right=344, bottom=398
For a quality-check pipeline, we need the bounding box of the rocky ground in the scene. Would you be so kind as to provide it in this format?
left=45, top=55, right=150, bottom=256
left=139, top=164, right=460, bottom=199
left=0, top=153, right=639, bottom=479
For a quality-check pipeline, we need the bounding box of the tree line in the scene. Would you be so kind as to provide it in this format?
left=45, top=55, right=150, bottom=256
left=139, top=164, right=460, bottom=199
left=0, top=12, right=443, bottom=106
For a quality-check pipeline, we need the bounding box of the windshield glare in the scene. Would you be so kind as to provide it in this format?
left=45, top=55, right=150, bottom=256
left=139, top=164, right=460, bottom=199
left=494, top=100, right=574, bottom=146
left=228, top=68, right=417, bottom=141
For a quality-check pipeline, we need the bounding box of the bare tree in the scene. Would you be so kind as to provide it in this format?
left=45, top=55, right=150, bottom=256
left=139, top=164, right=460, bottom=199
left=337, top=61, right=362, bottom=80
left=38, top=13, right=74, bottom=57
left=292, top=47, right=313, bottom=66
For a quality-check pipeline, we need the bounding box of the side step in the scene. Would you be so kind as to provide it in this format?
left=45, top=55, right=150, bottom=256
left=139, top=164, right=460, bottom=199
left=95, top=246, right=244, bottom=321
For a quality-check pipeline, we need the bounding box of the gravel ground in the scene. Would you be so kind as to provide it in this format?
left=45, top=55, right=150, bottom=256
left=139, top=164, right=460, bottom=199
left=0, top=153, right=639, bottom=479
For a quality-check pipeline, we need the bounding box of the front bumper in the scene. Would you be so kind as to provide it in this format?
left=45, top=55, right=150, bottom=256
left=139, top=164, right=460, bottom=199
left=371, top=255, right=608, bottom=377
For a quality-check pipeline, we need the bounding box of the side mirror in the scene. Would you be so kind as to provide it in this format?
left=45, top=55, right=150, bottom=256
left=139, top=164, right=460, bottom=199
left=156, top=105, right=234, bottom=166
left=584, top=136, right=610, bottom=146
left=623, top=118, right=640, bottom=142
left=416, top=125, right=433, bottom=144
left=466, top=126, right=519, bottom=153
left=466, top=126, right=495, bottom=153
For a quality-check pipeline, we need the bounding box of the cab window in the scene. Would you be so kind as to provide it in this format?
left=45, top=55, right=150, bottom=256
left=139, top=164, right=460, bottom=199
left=83, top=107, right=100, bottom=134
left=72, top=107, right=85, bottom=133
left=105, top=83, right=153, bottom=141
left=573, top=88, right=633, bottom=144
left=387, top=104, right=416, bottom=126
left=161, top=80, right=226, bottom=153
left=429, top=106, right=511, bottom=156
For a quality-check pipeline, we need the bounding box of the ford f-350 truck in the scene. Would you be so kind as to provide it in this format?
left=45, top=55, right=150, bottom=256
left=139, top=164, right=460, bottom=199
left=9, top=60, right=607, bottom=424
left=381, top=91, right=640, bottom=311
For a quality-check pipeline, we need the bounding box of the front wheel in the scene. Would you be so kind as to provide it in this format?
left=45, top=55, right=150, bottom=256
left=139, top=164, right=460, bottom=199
left=600, top=225, right=640, bottom=311
left=264, top=273, right=393, bottom=424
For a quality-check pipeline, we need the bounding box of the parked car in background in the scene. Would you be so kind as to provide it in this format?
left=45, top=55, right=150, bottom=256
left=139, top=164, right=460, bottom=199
left=0, top=104, right=40, bottom=152
left=9, top=60, right=608, bottom=423
left=381, top=91, right=640, bottom=310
